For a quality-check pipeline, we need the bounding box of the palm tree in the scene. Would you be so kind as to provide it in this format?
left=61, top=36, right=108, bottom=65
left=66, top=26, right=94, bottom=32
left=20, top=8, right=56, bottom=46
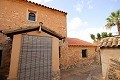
left=90, top=34, right=96, bottom=41
left=108, top=33, right=113, bottom=37
left=101, top=32, right=108, bottom=38
left=105, top=9, right=120, bottom=35
left=96, top=33, right=101, bottom=40
left=90, top=32, right=113, bottom=43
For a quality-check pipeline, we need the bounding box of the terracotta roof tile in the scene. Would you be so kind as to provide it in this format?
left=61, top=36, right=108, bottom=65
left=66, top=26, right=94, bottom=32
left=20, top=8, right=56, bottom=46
left=118, top=38, right=120, bottom=46
left=99, top=35, right=120, bottom=47
left=67, top=38, right=97, bottom=47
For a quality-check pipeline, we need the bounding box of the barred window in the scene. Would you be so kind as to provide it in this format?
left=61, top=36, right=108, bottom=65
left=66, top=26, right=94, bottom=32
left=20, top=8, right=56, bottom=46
left=28, top=12, right=36, bottom=21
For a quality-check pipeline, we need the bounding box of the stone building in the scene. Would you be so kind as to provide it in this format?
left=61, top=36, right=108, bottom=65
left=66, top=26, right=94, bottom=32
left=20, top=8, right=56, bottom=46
left=99, top=36, right=120, bottom=79
left=64, top=38, right=98, bottom=69
left=0, top=0, right=67, bottom=80
left=0, top=0, right=99, bottom=80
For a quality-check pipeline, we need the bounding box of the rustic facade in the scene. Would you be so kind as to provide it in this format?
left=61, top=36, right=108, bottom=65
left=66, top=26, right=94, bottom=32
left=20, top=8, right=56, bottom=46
left=0, top=0, right=67, bottom=37
left=60, top=38, right=98, bottom=69
left=0, top=0, right=67, bottom=80
left=4, top=26, right=64, bottom=80
left=0, top=0, right=100, bottom=80
left=99, top=36, right=120, bottom=79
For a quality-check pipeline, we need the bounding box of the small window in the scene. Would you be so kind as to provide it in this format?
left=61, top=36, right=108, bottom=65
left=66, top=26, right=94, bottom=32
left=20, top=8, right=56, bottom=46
left=0, top=50, right=2, bottom=66
left=82, top=49, right=87, bottom=58
left=28, top=12, right=36, bottom=21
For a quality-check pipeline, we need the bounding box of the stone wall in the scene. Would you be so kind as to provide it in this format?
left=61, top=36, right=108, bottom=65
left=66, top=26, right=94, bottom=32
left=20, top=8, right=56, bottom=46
left=68, top=46, right=98, bottom=68
left=59, top=40, right=69, bottom=70
left=105, top=59, right=120, bottom=80
left=52, top=70, right=60, bottom=80
left=60, top=45, right=98, bottom=70
left=0, top=33, right=12, bottom=79
left=0, top=0, right=67, bottom=37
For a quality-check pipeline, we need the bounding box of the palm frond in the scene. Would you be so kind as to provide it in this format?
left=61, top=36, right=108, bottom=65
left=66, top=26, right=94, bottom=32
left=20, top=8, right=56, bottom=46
left=108, top=33, right=113, bottom=37
left=118, top=16, right=120, bottom=21
left=116, top=10, right=119, bottom=17
left=106, top=17, right=113, bottom=23
left=90, top=34, right=95, bottom=41
left=101, top=32, right=108, bottom=38
left=96, top=33, right=101, bottom=40
left=105, top=9, right=120, bottom=33
left=111, top=12, right=116, bottom=17
left=106, top=17, right=111, bottom=21
left=117, top=9, right=120, bottom=16
left=105, top=23, right=113, bottom=29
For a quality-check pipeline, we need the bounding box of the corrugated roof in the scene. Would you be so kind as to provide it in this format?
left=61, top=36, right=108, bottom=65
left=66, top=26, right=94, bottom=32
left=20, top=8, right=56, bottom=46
left=23, top=0, right=67, bottom=14
left=67, top=38, right=97, bottom=47
left=99, top=36, right=120, bottom=47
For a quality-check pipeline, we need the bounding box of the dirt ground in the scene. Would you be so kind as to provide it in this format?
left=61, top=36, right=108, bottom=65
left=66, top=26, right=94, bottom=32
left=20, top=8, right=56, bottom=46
left=60, top=64, right=103, bottom=80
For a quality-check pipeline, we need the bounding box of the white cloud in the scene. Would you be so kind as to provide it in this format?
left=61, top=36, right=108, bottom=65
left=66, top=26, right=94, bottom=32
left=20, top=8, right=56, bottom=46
left=68, top=17, right=88, bottom=31
left=67, top=17, right=114, bottom=43
left=75, top=0, right=94, bottom=12
left=87, top=0, right=93, bottom=9
left=28, top=0, right=53, bottom=3
left=76, top=4, right=83, bottom=13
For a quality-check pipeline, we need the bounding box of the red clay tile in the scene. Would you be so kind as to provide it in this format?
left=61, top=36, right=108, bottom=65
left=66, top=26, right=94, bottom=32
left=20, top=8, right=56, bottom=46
left=67, top=38, right=97, bottom=47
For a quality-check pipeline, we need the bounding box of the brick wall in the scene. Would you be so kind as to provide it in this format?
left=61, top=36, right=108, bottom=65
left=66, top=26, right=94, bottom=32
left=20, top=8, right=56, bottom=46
left=0, top=0, right=67, bottom=37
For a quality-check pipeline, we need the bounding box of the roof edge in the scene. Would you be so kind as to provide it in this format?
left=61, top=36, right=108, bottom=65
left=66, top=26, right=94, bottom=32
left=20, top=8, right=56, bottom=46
left=2, top=26, right=65, bottom=40
left=68, top=45, right=97, bottom=47
left=67, top=38, right=97, bottom=47
left=24, top=0, right=67, bottom=14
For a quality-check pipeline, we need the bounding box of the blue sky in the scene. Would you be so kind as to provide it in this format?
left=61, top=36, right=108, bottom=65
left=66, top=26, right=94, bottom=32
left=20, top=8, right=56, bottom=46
left=28, top=0, right=120, bottom=42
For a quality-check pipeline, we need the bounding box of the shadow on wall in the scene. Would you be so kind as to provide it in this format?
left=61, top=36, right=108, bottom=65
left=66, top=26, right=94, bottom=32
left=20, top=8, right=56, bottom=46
left=0, top=33, right=12, bottom=80
left=0, top=75, right=7, bottom=80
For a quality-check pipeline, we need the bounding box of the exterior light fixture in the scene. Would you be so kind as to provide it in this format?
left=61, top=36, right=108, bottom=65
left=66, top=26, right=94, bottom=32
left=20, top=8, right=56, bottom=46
left=39, top=22, right=43, bottom=32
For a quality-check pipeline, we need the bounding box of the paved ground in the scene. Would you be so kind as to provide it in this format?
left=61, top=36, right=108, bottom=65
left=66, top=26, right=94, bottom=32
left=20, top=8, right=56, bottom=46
left=61, top=64, right=103, bottom=80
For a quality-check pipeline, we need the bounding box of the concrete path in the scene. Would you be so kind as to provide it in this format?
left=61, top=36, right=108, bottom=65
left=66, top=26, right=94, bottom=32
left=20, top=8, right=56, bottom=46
left=61, top=64, right=103, bottom=80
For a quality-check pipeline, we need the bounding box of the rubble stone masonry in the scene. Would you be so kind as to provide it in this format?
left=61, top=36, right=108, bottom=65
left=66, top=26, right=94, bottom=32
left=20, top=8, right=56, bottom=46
left=60, top=45, right=98, bottom=70
left=0, top=33, right=12, bottom=78
left=0, top=0, right=67, bottom=79
left=0, top=0, right=67, bottom=37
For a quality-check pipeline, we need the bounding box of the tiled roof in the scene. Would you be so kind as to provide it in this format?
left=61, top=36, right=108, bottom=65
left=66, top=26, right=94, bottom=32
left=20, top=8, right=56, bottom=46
left=23, top=0, right=67, bottom=14
left=99, top=36, right=120, bottom=48
left=67, top=38, right=97, bottom=47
